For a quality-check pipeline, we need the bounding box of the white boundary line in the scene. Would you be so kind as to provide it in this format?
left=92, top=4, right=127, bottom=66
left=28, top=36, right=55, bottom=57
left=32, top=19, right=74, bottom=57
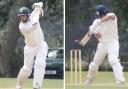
left=63, top=0, right=65, bottom=89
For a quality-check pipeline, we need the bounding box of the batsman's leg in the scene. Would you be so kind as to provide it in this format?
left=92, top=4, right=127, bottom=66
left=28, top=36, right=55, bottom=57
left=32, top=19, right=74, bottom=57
left=16, top=45, right=35, bottom=89
left=16, top=68, right=32, bottom=89
left=108, top=40, right=125, bottom=84
left=33, top=42, right=48, bottom=89
left=85, top=43, right=107, bottom=85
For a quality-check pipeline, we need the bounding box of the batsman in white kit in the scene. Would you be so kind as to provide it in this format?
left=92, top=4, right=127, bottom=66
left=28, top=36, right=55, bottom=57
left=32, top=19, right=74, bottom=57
left=16, top=2, right=48, bottom=89
left=79, top=5, right=125, bottom=85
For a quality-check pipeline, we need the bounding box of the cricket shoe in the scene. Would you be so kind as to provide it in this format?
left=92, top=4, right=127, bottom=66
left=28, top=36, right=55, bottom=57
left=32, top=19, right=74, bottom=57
left=85, top=78, right=94, bottom=85
left=16, top=82, right=22, bottom=89
left=116, top=80, right=125, bottom=85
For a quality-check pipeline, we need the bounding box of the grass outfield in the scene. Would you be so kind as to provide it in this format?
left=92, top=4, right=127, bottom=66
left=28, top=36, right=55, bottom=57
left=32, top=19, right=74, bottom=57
left=0, top=78, right=63, bottom=89
left=65, top=71, right=128, bottom=89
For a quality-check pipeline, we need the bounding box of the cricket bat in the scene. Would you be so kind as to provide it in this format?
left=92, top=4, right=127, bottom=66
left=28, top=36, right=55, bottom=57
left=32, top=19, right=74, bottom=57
left=79, top=32, right=91, bottom=46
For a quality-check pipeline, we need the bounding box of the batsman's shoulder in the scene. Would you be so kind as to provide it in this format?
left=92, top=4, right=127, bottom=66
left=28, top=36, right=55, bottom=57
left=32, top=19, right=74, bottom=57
left=106, top=13, right=117, bottom=20
left=92, top=19, right=99, bottom=24
left=93, top=18, right=101, bottom=25
left=107, top=13, right=116, bottom=17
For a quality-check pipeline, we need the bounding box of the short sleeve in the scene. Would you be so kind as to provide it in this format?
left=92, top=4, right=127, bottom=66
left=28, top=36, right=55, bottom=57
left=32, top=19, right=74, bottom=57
left=89, top=19, right=100, bottom=33
left=107, top=13, right=116, bottom=18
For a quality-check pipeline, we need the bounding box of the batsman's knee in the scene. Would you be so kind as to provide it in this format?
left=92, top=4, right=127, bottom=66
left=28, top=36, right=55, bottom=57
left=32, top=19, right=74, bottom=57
left=108, top=55, right=120, bottom=65
left=20, top=68, right=32, bottom=77
left=89, top=62, right=99, bottom=71
left=34, top=59, right=46, bottom=68
left=87, top=62, right=99, bottom=79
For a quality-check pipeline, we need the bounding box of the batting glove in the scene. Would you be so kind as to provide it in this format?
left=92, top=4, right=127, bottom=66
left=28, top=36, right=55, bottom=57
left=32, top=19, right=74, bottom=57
left=32, top=2, right=43, bottom=9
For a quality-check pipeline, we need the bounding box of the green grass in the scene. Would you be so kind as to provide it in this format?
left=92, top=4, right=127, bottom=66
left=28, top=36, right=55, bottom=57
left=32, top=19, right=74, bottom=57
left=65, top=71, right=128, bottom=89
left=0, top=78, right=63, bottom=89
left=0, top=72, right=128, bottom=89
left=66, top=86, right=128, bottom=89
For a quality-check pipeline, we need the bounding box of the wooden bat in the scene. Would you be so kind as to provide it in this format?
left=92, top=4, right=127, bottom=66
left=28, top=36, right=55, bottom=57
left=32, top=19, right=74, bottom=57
left=79, top=31, right=92, bottom=46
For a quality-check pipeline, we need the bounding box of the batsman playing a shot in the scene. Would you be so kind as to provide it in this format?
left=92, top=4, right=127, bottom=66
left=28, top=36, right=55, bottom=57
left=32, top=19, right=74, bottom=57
left=16, top=2, right=48, bottom=89
left=79, top=5, right=126, bottom=85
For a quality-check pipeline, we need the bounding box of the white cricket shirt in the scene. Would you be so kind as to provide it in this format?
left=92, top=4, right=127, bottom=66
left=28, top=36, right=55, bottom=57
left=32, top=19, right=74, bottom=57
left=89, top=13, right=119, bottom=42
left=19, top=9, right=44, bottom=46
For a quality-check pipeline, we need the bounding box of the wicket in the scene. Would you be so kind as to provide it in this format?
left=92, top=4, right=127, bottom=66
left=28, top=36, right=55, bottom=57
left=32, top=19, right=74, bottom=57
left=70, top=49, right=82, bottom=85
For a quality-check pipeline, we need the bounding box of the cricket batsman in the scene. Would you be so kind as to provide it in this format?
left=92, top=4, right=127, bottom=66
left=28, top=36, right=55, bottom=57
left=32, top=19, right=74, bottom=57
left=16, top=2, right=48, bottom=89
left=79, top=5, right=125, bottom=85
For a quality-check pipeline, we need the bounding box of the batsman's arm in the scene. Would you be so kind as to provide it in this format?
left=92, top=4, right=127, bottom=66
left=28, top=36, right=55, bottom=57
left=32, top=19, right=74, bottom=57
left=78, top=20, right=98, bottom=46
left=101, top=13, right=115, bottom=22
left=33, top=2, right=44, bottom=16
left=34, top=7, right=43, bottom=16
left=30, top=2, right=43, bottom=25
left=78, top=13, right=115, bottom=45
left=78, top=18, right=102, bottom=46
left=79, top=19, right=101, bottom=46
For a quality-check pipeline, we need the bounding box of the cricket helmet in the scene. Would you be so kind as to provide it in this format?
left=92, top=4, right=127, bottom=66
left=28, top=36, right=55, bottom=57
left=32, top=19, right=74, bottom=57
left=18, top=7, right=30, bottom=17
left=95, top=4, right=108, bottom=17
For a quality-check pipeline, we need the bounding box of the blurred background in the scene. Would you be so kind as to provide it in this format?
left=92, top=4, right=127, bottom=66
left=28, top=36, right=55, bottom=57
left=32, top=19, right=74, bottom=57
left=0, top=0, right=63, bottom=78
left=65, top=0, right=128, bottom=71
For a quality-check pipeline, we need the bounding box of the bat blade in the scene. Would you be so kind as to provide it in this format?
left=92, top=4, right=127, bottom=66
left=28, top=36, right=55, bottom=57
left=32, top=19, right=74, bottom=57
left=80, top=33, right=91, bottom=46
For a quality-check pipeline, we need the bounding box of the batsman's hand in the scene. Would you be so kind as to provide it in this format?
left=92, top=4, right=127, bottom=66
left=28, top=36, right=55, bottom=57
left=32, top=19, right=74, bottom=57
left=94, top=32, right=102, bottom=40
left=32, top=2, right=43, bottom=9
left=32, top=2, right=44, bottom=16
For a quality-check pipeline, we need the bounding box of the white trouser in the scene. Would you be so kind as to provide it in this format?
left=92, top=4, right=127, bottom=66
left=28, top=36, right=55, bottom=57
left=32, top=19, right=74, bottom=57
left=87, top=39, right=125, bottom=82
left=16, top=41, right=48, bottom=88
